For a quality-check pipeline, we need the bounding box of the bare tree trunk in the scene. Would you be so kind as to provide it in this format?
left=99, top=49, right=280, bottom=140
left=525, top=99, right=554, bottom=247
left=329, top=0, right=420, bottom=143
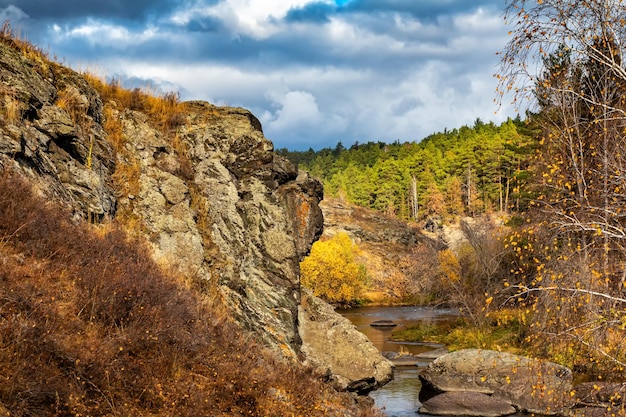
left=410, top=175, right=419, bottom=220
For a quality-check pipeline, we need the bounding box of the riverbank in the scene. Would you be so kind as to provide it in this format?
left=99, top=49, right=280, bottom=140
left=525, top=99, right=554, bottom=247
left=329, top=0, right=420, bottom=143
left=339, top=306, right=531, bottom=417
left=339, top=306, right=457, bottom=416
left=340, top=305, right=626, bottom=417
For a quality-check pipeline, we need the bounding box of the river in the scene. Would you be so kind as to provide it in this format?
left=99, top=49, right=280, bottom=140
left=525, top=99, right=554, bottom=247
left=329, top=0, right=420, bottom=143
left=340, top=305, right=459, bottom=417
left=341, top=305, right=531, bottom=417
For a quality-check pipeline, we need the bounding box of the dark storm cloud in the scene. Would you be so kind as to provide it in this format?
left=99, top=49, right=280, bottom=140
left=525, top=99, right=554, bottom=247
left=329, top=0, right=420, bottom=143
left=284, top=2, right=336, bottom=23
left=0, top=0, right=517, bottom=150
left=0, top=0, right=182, bottom=20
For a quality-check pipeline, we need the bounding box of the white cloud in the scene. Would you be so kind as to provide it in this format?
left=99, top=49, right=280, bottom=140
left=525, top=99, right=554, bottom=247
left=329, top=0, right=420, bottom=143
left=19, top=0, right=517, bottom=149
left=50, top=19, right=161, bottom=47
left=265, top=90, right=322, bottom=130
left=170, top=0, right=330, bottom=39
left=453, top=6, right=502, bottom=32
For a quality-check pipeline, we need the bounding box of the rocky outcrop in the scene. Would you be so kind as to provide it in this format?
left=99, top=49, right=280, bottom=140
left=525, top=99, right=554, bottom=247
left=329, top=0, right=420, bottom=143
left=298, top=289, right=394, bottom=393
left=0, top=37, right=389, bottom=393
left=321, top=199, right=417, bottom=246
left=419, top=391, right=516, bottom=417
left=0, top=40, right=116, bottom=220
left=420, top=349, right=573, bottom=415
left=113, top=102, right=325, bottom=353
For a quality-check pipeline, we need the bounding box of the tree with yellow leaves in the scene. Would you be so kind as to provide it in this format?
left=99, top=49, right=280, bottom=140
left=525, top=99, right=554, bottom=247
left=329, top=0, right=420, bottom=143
left=498, top=0, right=626, bottom=371
left=300, top=232, right=368, bottom=304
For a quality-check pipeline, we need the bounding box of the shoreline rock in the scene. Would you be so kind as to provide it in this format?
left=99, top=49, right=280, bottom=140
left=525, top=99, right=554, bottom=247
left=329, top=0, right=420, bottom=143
left=419, top=391, right=517, bottom=417
left=382, top=347, right=449, bottom=367
left=299, top=289, right=394, bottom=394
left=370, top=320, right=398, bottom=328
left=419, top=349, right=573, bottom=415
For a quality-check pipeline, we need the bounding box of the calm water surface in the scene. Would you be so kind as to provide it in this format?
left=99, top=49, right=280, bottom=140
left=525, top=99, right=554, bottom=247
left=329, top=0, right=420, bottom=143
left=340, top=305, right=458, bottom=416
left=340, top=305, right=458, bottom=354
left=339, top=305, right=528, bottom=417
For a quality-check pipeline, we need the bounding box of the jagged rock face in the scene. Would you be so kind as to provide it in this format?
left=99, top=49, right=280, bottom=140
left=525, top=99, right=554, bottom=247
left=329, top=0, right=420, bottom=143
left=0, top=41, right=116, bottom=219
left=115, top=101, right=324, bottom=352
left=0, top=41, right=324, bottom=354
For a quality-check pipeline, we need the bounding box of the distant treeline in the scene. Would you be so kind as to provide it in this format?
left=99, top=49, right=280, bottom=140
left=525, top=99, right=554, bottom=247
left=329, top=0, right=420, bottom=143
left=277, top=118, right=539, bottom=221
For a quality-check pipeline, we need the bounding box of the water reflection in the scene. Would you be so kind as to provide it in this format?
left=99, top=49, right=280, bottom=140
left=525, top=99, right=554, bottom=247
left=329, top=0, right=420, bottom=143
left=340, top=305, right=459, bottom=354
left=369, top=367, right=422, bottom=417
left=340, top=305, right=459, bottom=416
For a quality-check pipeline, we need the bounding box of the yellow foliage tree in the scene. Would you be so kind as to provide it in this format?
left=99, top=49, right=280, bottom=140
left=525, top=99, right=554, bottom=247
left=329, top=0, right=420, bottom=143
left=300, top=232, right=368, bottom=304
left=438, top=249, right=461, bottom=285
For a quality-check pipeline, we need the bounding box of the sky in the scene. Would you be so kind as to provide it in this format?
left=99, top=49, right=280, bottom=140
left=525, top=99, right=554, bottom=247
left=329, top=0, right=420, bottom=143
left=0, top=0, right=518, bottom=150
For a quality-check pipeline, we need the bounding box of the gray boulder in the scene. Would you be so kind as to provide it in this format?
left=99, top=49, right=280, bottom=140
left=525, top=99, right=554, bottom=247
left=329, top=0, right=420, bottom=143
left=419, top=391, right=517, bottom=417
left=298, top=289, right=394, bottom=394
left=570, top=406, right=622, bottom=417
left=572, top=382, right=626, bottom=416
left=420, top=349, right=573, bottom=415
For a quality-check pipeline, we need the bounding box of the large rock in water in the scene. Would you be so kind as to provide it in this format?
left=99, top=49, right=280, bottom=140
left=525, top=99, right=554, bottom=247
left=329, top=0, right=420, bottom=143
left=419, top=391, right=516, bottom=417
left=419, top=349, right=573, bottom=415
left=298, top=289, right=394, bottom=394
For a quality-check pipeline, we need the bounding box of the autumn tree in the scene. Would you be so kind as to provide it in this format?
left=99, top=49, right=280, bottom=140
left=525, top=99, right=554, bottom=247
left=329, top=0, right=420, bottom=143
left=424, top=182, right=446, bottom=217
left=300, top=232, right=369, bottom=304
left=444, top=176, right=465, bottom=217
left=498, top=0, right=626, bottom=369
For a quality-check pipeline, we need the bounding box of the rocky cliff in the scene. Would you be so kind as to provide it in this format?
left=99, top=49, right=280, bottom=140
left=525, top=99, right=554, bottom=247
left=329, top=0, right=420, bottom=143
left=0, top=36, right=391, bottom=392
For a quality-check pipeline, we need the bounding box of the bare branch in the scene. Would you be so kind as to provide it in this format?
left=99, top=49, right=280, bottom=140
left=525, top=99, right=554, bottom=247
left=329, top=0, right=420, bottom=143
left=508, top=284, right=626, bottom=305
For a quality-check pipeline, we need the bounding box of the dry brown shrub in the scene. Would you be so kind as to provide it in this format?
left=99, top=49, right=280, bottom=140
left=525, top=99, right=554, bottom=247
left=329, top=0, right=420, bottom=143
left=0, top=172, right=377, bottom=416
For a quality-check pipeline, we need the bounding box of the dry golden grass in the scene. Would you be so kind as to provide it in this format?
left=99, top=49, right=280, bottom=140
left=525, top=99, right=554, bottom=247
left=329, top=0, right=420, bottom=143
left=83, top=72, right=187, bottom=132
left=0, top=21, right=50, bottom=75
left=0, top=85, right=20, bottom=125
left=54, top=86, right=84, bottom=123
